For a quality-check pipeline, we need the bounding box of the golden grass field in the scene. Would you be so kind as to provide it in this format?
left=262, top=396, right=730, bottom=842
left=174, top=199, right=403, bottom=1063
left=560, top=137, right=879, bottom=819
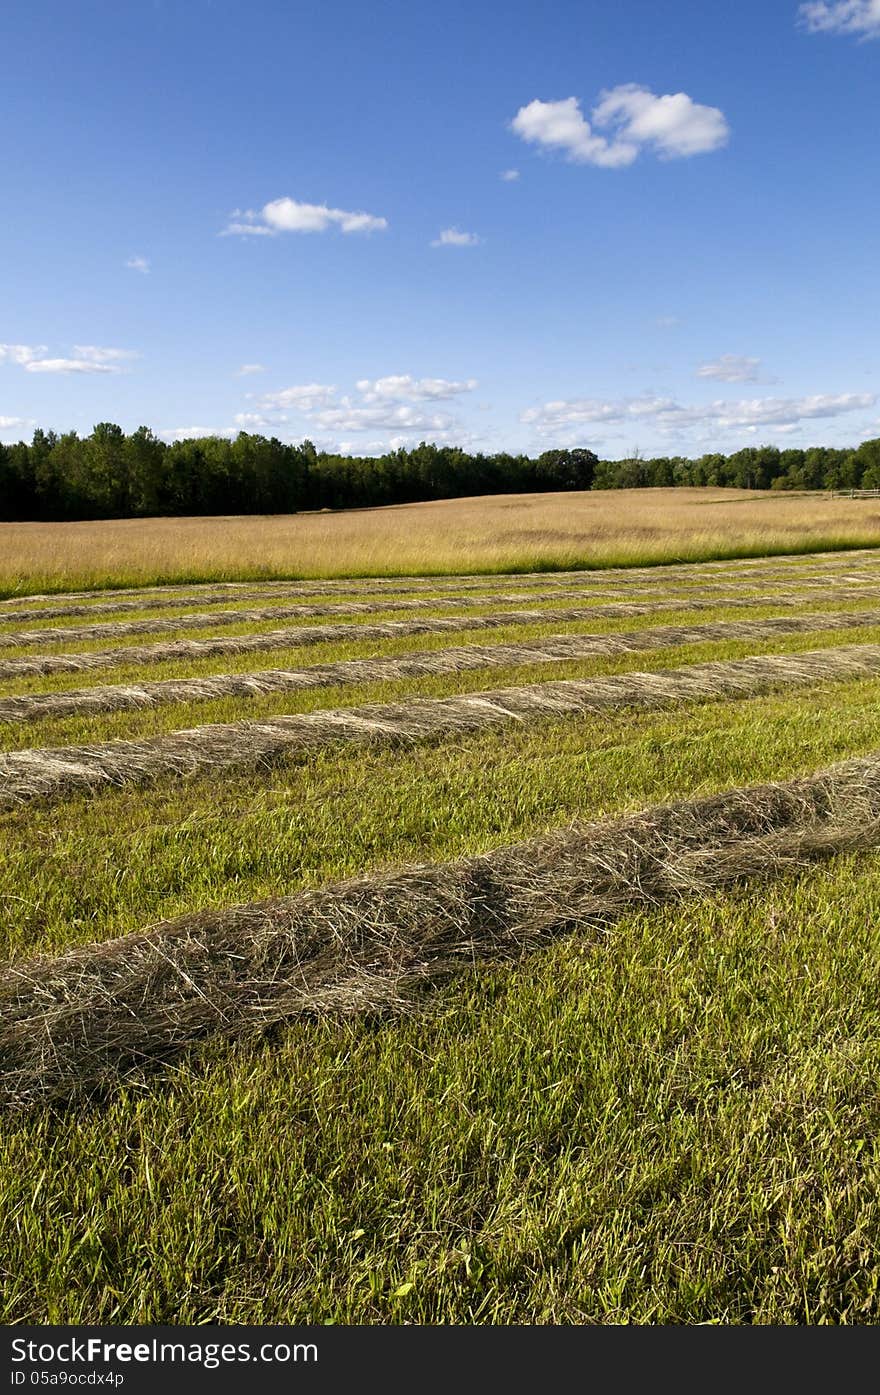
left=3, top=487, right=880, bottom=596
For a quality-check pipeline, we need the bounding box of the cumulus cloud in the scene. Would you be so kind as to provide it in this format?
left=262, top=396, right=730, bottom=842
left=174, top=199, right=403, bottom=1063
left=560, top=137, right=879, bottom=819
left=222, top=198, right=388, bottom=238
left=431, top=227, right=482, bottom=247
left=0, top=344, right=47, bottom=366
left=223, top=221, right=276, bottom=237
left=696, top=355, right=764, bottom=383
left=798, top=0, right=880, bottom=36
left=0, top=415, right=29, bottom=432
left=236, top=363, right=266, bottom=376
left=354, top=375, right=478, bottom=403
left=125, top=256, right=150, bottom=274
left=256, top=383, right=337, bottom=412
left=26, top=359, right=119, bottom=375
left=233, top=412, right=286, bottom=430
left=249, top=372, right=478, bottom=441
left=511, top=85, right=729, bottom=168
left=331, top=427, right=484, bottom=455
left=72, top=345, right=139, bottom=364
left=159, top=426, right=238, bottom=441
left=500, top=168, right=520, bottom=181
left=522, top=391, right=876, bottom=438
left=27, top=346, right=137, bottom=375
left=1, top=343, right=137, bottom=375
left=310, top=404, right=456, bottom=434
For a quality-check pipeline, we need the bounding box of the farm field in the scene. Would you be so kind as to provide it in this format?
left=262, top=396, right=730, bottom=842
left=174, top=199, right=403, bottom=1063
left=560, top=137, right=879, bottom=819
left=2, top=485, right=880, bottom=595
left=3, top=541, right=880, bottom=1323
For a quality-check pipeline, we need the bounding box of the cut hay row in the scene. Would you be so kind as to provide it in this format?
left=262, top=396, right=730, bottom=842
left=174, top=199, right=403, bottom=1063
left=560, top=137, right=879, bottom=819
left=5, top=566, right=880, bottom=626
left=3, top=750, right=880, bottom=1108
left=3, top=642, right=880, bottom=810
left=0, top=584, right=739, bottom=650
left=5, top=583, right=880, bottom=658
left=0, top=578, right=681, bottom=626
left=0, top=591, right=877, bottom=682
left=4, top=606, right=880, bottom=726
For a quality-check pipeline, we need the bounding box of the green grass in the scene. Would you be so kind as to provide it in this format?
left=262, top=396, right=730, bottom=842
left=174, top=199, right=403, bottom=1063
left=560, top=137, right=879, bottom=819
left=2, top=591, right=877, bottom=699
left=3, top=620, right=880, bottom=754
left=4, top=547, right=880, bottom=1324
left=3, top=675, right=880, bottom=962
left=2, top=852, right=879, bottom=1323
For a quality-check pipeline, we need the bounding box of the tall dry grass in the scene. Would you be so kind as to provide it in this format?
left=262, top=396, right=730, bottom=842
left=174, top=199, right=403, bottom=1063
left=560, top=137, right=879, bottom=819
left=3, top=488, right=880, bottom=595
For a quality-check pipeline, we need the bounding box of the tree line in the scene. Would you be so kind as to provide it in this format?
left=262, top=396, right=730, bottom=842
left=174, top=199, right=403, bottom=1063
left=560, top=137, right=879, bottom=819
left=1, top=423, right=879, bottom=521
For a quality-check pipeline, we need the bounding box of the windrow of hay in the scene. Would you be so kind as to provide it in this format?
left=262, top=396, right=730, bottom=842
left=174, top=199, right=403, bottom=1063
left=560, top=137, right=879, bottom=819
left=4, top=607, right=880, bottom=726
left=3, top=590, right=880, bottom=681
left=3, top=750, right=880, bottom=1108
left=0, top=578, right=679, bottom=625
left=0, top=585, right=730, bottom=649
left=5, top=566, right=880, bottom=627
left=3, top=643, right=880, bottom=809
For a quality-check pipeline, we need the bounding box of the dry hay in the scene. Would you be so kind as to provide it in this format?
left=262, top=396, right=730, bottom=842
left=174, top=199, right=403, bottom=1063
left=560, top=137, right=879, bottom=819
left=4, top=567, right=880, bottom=628
left=3, top=751, right=880, bottom=1108
left=2, top=642, right=880, bottom=809
left=3, top=589, right=880, bottom=682
left=0, top=585, right=722, bottom=650
left=0, top=577, right=679, bottom=626
left=4, top=606, right=880, bottom=726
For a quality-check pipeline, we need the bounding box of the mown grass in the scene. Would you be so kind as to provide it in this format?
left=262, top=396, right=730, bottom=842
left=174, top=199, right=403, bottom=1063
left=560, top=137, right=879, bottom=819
left=3, top=620, right=880, bottom=754
left=0, top=576, right=820, bottom=641
left=3, top=674, right=880, bottom=962
left=4, top=542, right=880, bottom=1324
left=2, top=590, right=877, bottom=698
left=2, top=850, right=879, bottom=1323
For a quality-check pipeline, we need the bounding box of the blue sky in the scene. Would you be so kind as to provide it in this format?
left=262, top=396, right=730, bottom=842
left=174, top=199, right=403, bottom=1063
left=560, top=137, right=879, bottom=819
left=1, top=0, right=878, bottom=458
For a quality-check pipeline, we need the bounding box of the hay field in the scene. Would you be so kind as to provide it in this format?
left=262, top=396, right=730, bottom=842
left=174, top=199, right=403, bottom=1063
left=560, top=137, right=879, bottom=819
left=3, top=543, right=880, bottom=1323
left=2, top=486, right=880, bottom=595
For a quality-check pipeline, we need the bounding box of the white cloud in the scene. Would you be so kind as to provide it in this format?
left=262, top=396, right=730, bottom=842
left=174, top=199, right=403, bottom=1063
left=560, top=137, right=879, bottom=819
left=125, top=255, right=150, bottom=274
left=511, top=85, right=729, bottom=168
left=354, top=375, right=478, bottom=403
left=0, top=344, right=47, bottom=366
left=310, top=404, right=456, bottom=433
left=655, top=315, right=680, bottom=329
left=500, top=168, right=520, bottom=181
left=431, top=227, right=482, bottom=247
left=2, top=343, right=137, bottom=375
left=72, top=345, right=139, bottom=364
left=332, top=428, right=483, bottom=455
left=798, top=0, right=880, bottom=36
left=257, top=383, right=337, bottom=412
left=522, top=391, right=876, bottom=438
left=27, top=346, right=137, bottom=375
left=222, top=198, right=388, bottom=238
left=511, top=96, right=637, bottom=168
left=159, top=426, right=238, bottom=441
left=25, top=359, right=119, bottom=375
left=249, top=372, right=478, bottom=441
left=696, top=355, right=763, bottom=383
left=233, top=411, right=287, bottom=430
left=0, top=415, right=29, bottom=431
left=236, top=363, right=266, bottom=376
left=223, top=221, right=276, bottom=237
